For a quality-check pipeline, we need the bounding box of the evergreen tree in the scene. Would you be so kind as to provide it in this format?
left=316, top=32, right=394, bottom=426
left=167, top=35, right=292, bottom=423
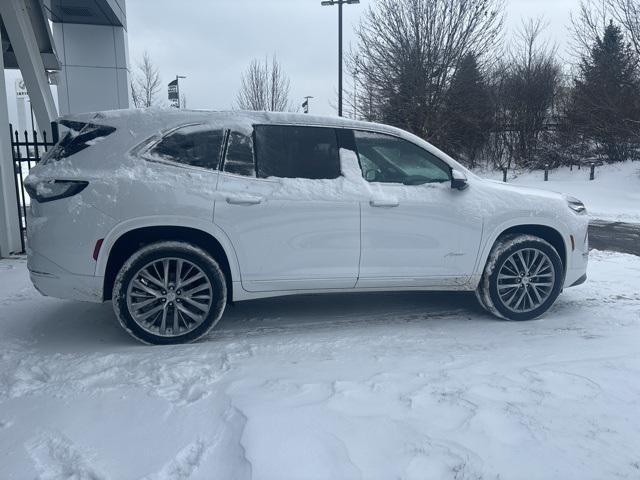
left=570, top=21, right=640, bottom=162
left=441, top=54, right=494, bottom=167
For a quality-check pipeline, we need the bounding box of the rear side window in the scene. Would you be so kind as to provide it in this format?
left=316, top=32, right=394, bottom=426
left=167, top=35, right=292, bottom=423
left=147, top=125, right=224, bottom=170
left=224, top=131, right=256, bottom=177
left=254, top=125, right=341, bottom=179
left=43, top=120, right=116, bottom=164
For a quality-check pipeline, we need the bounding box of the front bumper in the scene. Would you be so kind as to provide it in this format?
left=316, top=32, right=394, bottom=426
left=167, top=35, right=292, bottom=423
left=563, top=226, right=589, bottom=289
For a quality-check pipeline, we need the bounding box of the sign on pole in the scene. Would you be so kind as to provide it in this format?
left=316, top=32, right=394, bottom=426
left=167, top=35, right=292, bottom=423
left=168, top=79, right=179, bottom=108
left=15, top=78, right=28, bottom=134
left=15, top=78, right=28, bottom=98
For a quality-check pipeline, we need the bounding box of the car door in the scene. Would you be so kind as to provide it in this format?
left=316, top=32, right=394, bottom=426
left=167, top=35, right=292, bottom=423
left=351, top=130, right=483, bottom=288
left=213, top=124, right=360, bottom=293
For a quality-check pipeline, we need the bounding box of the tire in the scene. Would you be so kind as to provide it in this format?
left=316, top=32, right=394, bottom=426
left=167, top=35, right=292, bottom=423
left=477, top=234, right=564, bottom=321
left=112, top=241, right=227, bottom=345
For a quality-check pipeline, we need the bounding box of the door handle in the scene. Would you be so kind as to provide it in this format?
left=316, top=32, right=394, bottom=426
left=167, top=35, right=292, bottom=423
left=226, top=195, right=262, bottom=206
left=369, top=199, right=399, bottom=208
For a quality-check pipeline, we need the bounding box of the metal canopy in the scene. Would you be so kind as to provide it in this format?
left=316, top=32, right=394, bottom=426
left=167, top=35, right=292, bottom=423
left=1, top=0, right=125, bottom=71
left=1, top=0, right=59, bottom=70
left=45, top=0, right=126, bottom=27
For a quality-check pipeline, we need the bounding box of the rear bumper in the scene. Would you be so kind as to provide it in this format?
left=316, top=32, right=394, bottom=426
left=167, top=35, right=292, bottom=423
left=28, top=251, right=103, bottom=303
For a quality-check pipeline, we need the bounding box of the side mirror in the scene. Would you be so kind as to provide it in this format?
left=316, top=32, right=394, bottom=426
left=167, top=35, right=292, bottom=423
left=364, top=169, right=377, bottom=181
left=451, top=169, right=469, bottom=190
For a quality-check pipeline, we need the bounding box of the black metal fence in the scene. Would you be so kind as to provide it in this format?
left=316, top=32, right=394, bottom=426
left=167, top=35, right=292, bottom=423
left=8, top=122, right=59, bottom=253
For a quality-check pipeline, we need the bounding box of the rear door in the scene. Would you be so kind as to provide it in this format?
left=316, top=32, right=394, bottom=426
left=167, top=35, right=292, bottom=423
left=213, top=124, right=360, bottom=292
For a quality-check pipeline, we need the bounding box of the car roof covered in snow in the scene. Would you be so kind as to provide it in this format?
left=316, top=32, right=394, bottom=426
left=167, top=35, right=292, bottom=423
left=58, top=108, right=472, bottom=175
left=59, top=108, right=405, bottom=137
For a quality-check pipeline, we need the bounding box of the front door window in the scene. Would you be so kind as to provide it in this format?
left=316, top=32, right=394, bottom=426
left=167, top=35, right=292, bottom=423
left=354, top=131, right=451, bottom=185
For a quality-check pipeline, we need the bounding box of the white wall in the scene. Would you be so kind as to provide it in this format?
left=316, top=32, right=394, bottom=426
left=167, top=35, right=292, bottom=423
left=52, top=22, right=130, bottom=114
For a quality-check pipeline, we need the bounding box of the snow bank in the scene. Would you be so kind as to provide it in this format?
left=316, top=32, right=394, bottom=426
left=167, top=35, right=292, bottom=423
left=481, top=161, right=640, bottom=222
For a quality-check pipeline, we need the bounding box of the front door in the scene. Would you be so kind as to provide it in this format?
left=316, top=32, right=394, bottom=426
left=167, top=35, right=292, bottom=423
left=352, top=130, right=483, bottom=288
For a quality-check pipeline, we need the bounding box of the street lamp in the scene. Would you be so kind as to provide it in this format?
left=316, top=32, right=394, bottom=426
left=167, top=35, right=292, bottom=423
left=302, top=96, right=314, bottom=114
left=321, top=0, right=360, bottom=117
left=176, top=75, right=186, bottom=109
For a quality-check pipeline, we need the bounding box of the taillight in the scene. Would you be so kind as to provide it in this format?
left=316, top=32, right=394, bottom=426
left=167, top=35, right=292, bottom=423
left=24, top=180, right=88, bottom=203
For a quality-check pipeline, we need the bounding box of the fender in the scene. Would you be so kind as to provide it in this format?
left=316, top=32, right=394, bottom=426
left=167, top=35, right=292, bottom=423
left=473, top=215, right=571, bottom=277
left=94, top=215, right=242, bottom=286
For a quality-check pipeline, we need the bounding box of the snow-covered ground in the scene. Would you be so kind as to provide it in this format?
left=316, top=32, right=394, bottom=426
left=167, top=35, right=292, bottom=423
left=1, top=251, right=640, bottom=479
left=481, top=161, right=640, bottom=223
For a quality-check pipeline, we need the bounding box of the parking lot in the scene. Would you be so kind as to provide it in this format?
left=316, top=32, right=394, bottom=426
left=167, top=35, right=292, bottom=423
left=1, top=249, right=639, bottom=479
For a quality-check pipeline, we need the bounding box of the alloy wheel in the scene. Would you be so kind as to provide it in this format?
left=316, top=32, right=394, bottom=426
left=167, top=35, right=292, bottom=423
left=496, top=248, right=556, bottom=313
left=126, top=257, right=213, bottom=337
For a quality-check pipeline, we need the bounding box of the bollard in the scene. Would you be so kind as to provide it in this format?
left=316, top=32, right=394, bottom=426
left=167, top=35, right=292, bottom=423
left=502, top=167, right=507, bottom=183
left=544, top=164, right=549, bottom=181
left=590, top=163, right=595, bottom=180
left=570, top=162, right=573, bottom=171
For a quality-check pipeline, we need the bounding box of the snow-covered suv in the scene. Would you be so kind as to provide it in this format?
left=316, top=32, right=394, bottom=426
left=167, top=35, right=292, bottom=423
left=24, top=110, right=589, bottom=344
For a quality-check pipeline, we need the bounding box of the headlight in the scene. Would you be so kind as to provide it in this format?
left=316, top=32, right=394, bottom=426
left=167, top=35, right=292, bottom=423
left=566, top=196, right=587, bottom=215
left=24, top=179, right=88, bottom=203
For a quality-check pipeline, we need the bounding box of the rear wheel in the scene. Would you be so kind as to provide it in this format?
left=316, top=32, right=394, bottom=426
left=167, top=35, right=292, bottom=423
left=112, top=241, right=227, bottom=344
left=477, top=234, right=563, bottom=321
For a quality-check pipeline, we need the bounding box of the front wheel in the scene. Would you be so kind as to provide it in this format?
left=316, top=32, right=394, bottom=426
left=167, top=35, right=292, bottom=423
left=113, top=241, right=227, bottom=345
left=477, top=234, right=564, bottom=321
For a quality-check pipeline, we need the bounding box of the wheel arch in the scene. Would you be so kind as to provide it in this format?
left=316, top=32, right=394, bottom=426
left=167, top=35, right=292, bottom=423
left=477, top=223, right=568, bottom=277
left=99, top=222, right=239, bottom=302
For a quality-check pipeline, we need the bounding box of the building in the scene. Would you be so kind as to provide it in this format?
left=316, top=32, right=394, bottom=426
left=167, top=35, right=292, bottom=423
left=0, top=0, right=130, bottom=257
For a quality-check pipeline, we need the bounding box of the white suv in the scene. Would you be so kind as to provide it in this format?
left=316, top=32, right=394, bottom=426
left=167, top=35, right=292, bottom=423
left=24, top=110, right=589, bottom=344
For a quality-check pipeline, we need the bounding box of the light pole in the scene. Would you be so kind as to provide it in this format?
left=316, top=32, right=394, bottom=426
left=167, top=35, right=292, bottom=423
left=302, top=96, right=314, bottom=114
left=176, top=75, right=186, bottom=109
left=352, top=57, right=358, bottom=120
left=321, top=0, right=359, bottom=117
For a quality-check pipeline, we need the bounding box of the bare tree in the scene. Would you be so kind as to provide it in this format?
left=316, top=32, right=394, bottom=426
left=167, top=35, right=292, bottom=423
left=130, top=51, right=161, bottom=108
left=609, top=0, right=640, bottom=56
left=571, top=0, right=611, bottom=56
left=350, top=0, right=504, bottom=141
left=500, top=19, right=562, bottom=166
left=573, top=0, right=640, bottom=57
left=236, top=56, right=292, bottom=111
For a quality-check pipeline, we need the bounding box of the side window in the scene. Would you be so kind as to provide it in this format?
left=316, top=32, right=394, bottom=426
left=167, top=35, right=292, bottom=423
left=147, top=125, right=224, bottom=170
left=254, top=125, right=341, bottom=180
left=224, top=131, right=256, bottom=177
left=354, top=131, right=451, bottom=185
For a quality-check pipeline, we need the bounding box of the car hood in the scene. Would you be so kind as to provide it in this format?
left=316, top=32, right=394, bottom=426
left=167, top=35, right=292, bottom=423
left=481, top=178, right=570, bottom=202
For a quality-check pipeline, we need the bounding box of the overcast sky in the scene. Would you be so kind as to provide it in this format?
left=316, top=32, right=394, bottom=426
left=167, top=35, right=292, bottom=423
left=125, top=0, right=580, bottom=116
left=4, top=0, right=581, bottom=125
